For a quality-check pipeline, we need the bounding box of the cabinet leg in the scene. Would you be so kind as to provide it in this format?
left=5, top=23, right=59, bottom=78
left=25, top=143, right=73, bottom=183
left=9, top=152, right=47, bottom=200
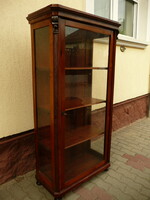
left=36, top=180, right=42, bottom=186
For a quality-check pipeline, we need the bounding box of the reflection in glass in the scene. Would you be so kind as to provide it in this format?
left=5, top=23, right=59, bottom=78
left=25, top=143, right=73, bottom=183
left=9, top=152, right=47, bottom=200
left=64, top=104, right=106, bottom=181
left=94, top=0, right=110, bottom=18
left=65, top=27, right=109, bottom=68
left=35, top=26, right=52, bottom=180
left=65, top=104, right=106, bottom=148
left=65, top=70, right=107, bottom=110
left=118, top=0, right=135, bottom=36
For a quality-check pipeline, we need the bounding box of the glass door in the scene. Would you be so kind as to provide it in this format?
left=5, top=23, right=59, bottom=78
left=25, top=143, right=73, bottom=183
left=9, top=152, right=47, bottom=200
left=63, top=26, right=110, bottom=182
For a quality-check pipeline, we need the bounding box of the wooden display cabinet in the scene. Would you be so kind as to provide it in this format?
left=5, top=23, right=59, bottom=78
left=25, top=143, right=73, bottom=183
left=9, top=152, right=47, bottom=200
left=27, top=4, right=120, bottom=200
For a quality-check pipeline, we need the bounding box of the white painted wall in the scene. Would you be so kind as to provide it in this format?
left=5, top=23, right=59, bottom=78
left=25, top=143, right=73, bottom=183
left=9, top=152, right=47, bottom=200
left=114, top=45, right=150, bottom=103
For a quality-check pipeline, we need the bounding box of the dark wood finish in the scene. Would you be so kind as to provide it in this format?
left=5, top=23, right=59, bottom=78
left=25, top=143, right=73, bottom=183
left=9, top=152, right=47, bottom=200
left=65, top=97, right=106, bottom=111
left=27, top=4, right=119, bottom=199
left=65, top=147, right=104, bottom=182
left=65, top=67, right=108, bottom=70
left=65, top=125, right=104, bottom=149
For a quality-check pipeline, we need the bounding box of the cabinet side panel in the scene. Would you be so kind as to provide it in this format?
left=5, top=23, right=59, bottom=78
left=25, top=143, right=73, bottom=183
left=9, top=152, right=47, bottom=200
left=34, top=25, right=53, bottom=185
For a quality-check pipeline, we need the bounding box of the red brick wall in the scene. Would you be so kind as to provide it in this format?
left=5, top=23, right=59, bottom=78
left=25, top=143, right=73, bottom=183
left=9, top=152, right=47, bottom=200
left=112, top=94, right=149, bottom=131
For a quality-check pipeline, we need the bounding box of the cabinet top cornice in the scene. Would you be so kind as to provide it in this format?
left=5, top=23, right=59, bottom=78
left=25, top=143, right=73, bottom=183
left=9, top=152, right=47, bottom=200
left=27, top=4, right=120, bottom=31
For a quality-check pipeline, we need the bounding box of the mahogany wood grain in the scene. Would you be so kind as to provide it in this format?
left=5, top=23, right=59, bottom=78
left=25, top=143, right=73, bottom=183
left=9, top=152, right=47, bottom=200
left=65, top=67, right=108, bottom=70
left=65, top=125, right=104, bottom=149
left=65, top=97, right=106, bottom=111
left=27, top=4, right=120, bottom=199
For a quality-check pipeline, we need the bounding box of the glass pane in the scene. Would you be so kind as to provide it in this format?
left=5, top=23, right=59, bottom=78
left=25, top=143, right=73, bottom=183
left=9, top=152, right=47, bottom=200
left=64, top=26, right=109, bottom=182
left=65, top=27, right=109, bottom=68
left=64, top=104, right=106, bottom=182
left=118, top=0, right=134, bottom=36
left=35, top=27, right=52, bottom=180
left=65, top=69, right=107, bottom=110
left=65, top=103, right=106, bottom=148
left=94, top=0, right=110, bottom=18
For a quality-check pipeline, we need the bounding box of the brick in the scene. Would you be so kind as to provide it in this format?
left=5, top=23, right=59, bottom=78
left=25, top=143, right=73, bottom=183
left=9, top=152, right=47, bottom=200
left=105, top=176, right=126, bottom=192
left=107, top=169, right=122, bottom=181
left=75, top=186, right=113, bottom=200
left=116, top=142, right=133, bottom=151
left=111, top=154, right=128, bottom=163
left=110, top=164, right=119, bottom=171
left=38, top=187, right=53, bottom=200
left=144, top=168, right=150, bottom=175
left=130, top=148, right=146, bottom=156
left=123, top=154, right=139, bottom=162
left=16, top=178, right=32, bottom=190
left=135, top=176, right=150, bottom=189
left=140, top=187, right=150, bottom=198
left=111, top=148, right=125, bottom=156
left=130, top=168, right=150, bottom=181
left=111, top=140, right=119, bottom=145
left=22, top=185, right=45, bottom=200
left=120, top=149, right=136, bottom=156
left=96, top=171, right=109, bottom=181
left=0, top=188, right=15, bottom=200
left=124, top=186, right=148, bottom=200
left=108, top=186, right=132, bottom=200
left=110, top=156, right=116, bottom=163
left=64, top=191, right=80, bottom=200
left=113, top=161, right=132, bottom=171
left=92, top=186, right=113, bottom=200
left=120, top=176, right=142, bottom=191
left=126, top=160, right=145, bottom=171
left=117, top=139, right=141, bottom=150
left=7, top=184, right=27, bottom=200
left=135, top=154, right=150, bottom=168
left=75, top=186, right=97, bottom=200
left=91, top=177, right=111, bottom=191
left=142, top=149, right=150, bottom=156
left=138, top=143, right=149, bottom=149
left=82, top=182, right=95, bottom=190
left=117, top=167, right=136, bottom=180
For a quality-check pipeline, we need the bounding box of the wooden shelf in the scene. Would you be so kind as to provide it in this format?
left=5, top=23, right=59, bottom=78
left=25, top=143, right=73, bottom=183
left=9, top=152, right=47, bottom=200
left=65, top=97, right=106, bottom=111
left=65, top=149, right=103, bottom=182
left=65, top=125, right=104, bottom=149
left=65, top=67, right=108, bottom=70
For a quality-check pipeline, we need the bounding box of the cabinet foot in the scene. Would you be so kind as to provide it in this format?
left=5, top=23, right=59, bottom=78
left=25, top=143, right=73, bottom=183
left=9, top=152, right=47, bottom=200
left=54, top=198, right=62, bottom=200
left=105, top=168, right=109, bottom=172
left=36, top=180, right=42, bottom=186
